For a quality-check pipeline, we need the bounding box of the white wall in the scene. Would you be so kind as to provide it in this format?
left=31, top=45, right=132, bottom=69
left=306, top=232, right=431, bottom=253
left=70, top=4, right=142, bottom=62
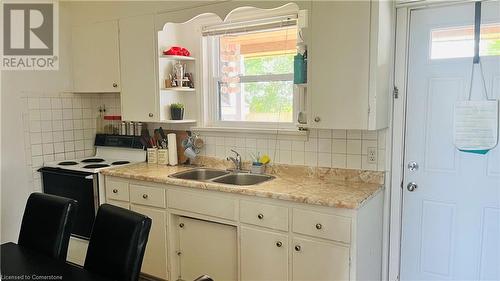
left=1, top=3, right=73, bottom=242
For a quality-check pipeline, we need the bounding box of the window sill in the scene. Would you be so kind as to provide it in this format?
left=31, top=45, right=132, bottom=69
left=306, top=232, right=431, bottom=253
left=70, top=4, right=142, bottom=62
left=190, top=126, right=308, bottom=141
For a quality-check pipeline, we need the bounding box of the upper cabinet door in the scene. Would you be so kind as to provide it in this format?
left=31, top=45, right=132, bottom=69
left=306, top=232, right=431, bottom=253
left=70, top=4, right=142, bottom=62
left=308, top=0, right=392, bottom=130
left=72, top=21, right=121, bottom=93
left=119, top=14, right=159, bottom=122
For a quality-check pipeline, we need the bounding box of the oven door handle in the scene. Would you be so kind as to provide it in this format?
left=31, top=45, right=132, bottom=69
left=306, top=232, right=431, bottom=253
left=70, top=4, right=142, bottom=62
left=38, top=168, right=95, bottom=180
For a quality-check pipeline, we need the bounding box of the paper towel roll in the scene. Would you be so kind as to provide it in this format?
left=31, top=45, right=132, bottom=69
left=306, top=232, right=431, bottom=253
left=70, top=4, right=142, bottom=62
left=167, top=133, right=178, bottom=166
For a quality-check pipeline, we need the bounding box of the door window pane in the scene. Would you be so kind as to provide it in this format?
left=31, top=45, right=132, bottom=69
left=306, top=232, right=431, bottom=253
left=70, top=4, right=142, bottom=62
left=431, top=23, right=500, bottom=59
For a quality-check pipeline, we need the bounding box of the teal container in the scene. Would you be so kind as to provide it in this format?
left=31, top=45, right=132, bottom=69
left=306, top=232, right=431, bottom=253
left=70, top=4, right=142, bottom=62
left=294, top=53, right=306, bottom=84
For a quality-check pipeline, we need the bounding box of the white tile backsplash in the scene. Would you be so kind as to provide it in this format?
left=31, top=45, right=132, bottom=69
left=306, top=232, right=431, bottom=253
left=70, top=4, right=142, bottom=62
left=196, top=128, right=389, bottom=171
left=22, top=93, right=120, bottom=191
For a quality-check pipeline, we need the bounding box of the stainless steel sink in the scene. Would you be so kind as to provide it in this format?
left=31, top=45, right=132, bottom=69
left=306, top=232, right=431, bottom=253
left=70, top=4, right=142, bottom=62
left=170, top=168, right=229, bottom=181
left=169, top=168, right=274, bottom=186
left=211, top=173, right=274, bottom=186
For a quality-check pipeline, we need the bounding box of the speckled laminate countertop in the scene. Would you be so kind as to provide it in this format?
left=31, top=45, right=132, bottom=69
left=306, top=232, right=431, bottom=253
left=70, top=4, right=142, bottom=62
left=100, top=157, right=384, bottom=209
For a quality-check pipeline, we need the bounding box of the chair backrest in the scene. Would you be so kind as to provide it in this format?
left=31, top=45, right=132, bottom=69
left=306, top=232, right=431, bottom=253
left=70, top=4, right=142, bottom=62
left=84, top=204, right=152, bottom=281
left=18, top=192, right=78, bottom=260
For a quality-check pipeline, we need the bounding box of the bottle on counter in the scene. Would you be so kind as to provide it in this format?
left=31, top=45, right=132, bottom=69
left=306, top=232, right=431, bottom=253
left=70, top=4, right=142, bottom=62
left=96, top=106, right=104, bottom=133
left=120, top=121, right=127, bottom=135
left=127, top=122, right=135, bottom=136
left=135, top=122, right=142, bottom=136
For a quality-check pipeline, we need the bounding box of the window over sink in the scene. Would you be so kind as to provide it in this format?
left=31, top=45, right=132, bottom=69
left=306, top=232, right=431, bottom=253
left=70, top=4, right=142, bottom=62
left=203, top=15, right=299, bottom=129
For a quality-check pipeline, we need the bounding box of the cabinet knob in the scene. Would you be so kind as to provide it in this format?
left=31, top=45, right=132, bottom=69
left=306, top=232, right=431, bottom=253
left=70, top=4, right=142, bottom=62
left=149, top=113, right=154, bottom=118
left=314, top=116, right=321, bottom=122
left=294, top=245, right=301, bottom=252
left=257, top=213, right=264, bottom=219
left=112, top=189, right=118, bottom=194
left=142, top=194, right=148, bottom=199
left=112, top=83, right=118, bottom=88
left=179, top=223, right=184, bottom=228
left=315, top=223, right=323, bottom=230
left=276, top=241, right=283, bottom=248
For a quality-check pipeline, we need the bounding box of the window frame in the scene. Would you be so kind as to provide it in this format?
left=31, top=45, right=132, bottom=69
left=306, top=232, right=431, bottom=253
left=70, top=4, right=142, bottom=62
left=204, top=26, right=299, bottom=130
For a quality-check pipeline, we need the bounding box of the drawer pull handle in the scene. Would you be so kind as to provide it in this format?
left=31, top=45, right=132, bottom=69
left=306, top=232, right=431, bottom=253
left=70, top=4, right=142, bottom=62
left=142, top=194, right=148, bottom=199
left=276, top=241, right=283, bottom=248
left=112, top=189, right=118, bottom=194
left=294, top=245, right=301, bottom=252
left=257, top=213, right=264, bottom=219
left=315, top=223, right=323, bottom=230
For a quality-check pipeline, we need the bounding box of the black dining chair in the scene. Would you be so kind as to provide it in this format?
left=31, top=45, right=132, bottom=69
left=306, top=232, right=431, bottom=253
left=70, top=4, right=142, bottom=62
left=18, top=192, right=78, bottom=261
left=84, top=204, right=151, bottom=281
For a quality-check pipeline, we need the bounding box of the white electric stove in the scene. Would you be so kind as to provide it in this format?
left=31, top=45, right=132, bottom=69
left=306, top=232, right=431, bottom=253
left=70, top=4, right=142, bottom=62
left=39, top=134, right=146, bottom=265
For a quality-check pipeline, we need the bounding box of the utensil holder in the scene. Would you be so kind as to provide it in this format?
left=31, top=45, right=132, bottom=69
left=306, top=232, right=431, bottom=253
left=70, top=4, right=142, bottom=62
left=147, top=148, right=158, bottom=164
left=157, top=149, right=169, bottom=165
left=251, top=165, right=265, bottom=174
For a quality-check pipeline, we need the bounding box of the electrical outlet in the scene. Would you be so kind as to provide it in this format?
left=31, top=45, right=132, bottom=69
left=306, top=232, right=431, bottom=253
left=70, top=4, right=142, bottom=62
left=367, top=147, right=377, bottom=164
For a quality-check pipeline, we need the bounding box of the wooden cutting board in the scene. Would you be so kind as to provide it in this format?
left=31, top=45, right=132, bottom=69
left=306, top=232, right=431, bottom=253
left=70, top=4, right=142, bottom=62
left=165, top=130, right=190, bottom=164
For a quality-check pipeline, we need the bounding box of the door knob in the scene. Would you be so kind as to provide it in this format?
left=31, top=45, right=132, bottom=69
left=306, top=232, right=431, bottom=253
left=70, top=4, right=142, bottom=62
left=407, top=182, right=418, bottom=192
left=407, top=161, right=419, bottom=171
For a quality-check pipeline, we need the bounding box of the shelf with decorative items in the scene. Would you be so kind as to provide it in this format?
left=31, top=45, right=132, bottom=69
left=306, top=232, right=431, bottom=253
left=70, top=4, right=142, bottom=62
left=162, top=119, right=197, bottom=124
left=160, top=55, right=196, bottom=61
left=160, top=87, right=196, bottom=92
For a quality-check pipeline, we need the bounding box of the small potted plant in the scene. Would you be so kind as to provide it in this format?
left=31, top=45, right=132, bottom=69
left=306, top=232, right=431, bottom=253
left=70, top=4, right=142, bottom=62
left=170, top=103, right=184, bottom=120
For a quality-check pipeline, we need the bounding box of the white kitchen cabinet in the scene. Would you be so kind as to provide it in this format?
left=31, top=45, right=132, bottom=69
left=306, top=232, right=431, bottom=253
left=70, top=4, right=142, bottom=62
left=292, top=237, right=350, bottom=281
left=240, top=227, right=288, bottom=281
left=106, top=199, right=129, bottom=209
left=130, top=204, right=168, bottom=280
left=72, top=21, right=121, bottom=93
left=177, top=216, right=237, bottom=281
left=119, top=14, right=159, bottom=122
left=308, top=0, right=393, bottom=130
left=103, top=176, right=384, bottom=281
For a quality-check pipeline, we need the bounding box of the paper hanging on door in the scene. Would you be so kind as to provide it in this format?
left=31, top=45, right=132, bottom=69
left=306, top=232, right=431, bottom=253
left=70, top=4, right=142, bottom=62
left=454, top=100, right=499, bottom=154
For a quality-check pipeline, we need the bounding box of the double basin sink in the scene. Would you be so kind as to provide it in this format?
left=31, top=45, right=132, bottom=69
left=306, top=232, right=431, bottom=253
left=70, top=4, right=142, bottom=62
left=169, top=168, right=274, bottom=186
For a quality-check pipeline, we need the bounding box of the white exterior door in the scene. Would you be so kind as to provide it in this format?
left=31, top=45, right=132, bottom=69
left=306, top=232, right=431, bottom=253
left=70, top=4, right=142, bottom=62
left=401, top=2, right=500, bottom=280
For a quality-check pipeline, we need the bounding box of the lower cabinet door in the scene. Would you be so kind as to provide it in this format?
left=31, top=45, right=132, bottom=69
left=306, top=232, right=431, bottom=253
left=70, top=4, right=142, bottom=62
left=178, top=216, right=237, bottom=281
left=292, top=237, right=350, bottom=281
left=240, top=227, right=288, bottom=281
left=130, top=204, right=168, bottom=279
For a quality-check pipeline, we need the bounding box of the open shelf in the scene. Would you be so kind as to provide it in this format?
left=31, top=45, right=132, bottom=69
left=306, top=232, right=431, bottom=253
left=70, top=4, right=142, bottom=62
left=161, top=87, right=196, bottom=92
left=161, top=119, right=197, bottom=124
left=159, top=55, right=196, bottom=61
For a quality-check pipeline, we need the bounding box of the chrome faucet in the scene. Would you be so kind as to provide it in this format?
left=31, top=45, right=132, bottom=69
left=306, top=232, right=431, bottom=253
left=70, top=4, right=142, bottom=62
left=227, top=149, right=242, bottom=171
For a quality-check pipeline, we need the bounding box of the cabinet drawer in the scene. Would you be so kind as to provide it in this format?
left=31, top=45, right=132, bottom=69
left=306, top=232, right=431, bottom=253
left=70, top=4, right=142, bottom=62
left=107, top=199, right=130, bottom=210
left=168, top=189, right=237, bottom=221
left=292, top=209, right=351, bottom=243
left=105, top=179, right=129, bottom=202
left=130, top=184, right=166, bottom=208
left=240, top=201, right=288, bottom=231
